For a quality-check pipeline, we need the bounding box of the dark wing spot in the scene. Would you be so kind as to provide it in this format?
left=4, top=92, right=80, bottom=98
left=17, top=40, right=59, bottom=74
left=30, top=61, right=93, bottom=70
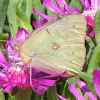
left=52, top=42, right=60, bottom=50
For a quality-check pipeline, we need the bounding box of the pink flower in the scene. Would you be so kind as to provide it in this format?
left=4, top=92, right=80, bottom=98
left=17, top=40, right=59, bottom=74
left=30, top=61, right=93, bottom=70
left=0, top=28, right=62, bottom=95
left=33, top=0, right=100, bottom=37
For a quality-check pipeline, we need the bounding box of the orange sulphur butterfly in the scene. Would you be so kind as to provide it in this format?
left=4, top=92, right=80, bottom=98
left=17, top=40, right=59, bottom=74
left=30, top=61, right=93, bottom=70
left=18, top=14, right=86, bottom=76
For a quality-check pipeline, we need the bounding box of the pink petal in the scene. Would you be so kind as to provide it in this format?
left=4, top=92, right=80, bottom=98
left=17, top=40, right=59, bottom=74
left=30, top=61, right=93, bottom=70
left=0, top=72, right=7, bottom=81
left=54, top=0, right=74, bottom=13
left=8, top=36, right=16, bottom=46
left=16, top=28, right=29, bottom=43
left=93, top=70, right=100, bottom=98
left=33, top=21, right=41, bottom=28
left=39, top=17, right=48, bottom=25
left=91, top=0, right=100, bottom=8
left=39, top=16, right=44, bottom=25
left=57, top=94, right=68, bottom=100
left=80, top=0, right=90, bottom=10
left=2, top=85, right=12, bottom=93
left=86, top=30, right=95, bottom=37
left=75, top=8, right=81, bottom=14
left=37, top=79, right=56, bottom=86
left=6, top=42, right=20, bottom=61
left=33, top=79, right=56, bottom=91
left=42, top=0, right=66, bottom=15
left=68, top=82, right=85, bottom=100
left=31, top=85, right=45, bottom=95
left=86, top=15, right=94, bottom=28
left=77, top=79, right=96, bottom=100
left=43, top=19, right=48, bottom=23
left=33, top=8, right=57, bottom=20
left=0, top=49, right=10, bottom=70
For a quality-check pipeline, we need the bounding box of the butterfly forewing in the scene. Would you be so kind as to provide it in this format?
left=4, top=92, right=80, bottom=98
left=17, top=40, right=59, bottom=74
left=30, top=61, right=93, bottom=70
left=20, top=14, right=86, bottom=76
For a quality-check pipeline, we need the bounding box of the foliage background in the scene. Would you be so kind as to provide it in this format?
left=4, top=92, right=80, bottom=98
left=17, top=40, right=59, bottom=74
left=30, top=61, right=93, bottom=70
left=0, top=0, right=100, bottom=100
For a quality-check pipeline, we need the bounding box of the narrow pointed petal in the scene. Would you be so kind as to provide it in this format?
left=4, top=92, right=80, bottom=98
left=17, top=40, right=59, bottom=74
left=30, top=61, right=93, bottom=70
left=57, top=94, right=68, bottom=100
left=31, top=86, right=45, bottom=95
left=86, top=30, right=95, bottom=37
left=33, top=21, right=41, bottom=28
left=8, top=36, right=16, bottom=46
left=68, top=82, right=85, bottom=100
left=37, top=79, right=56, bottom=86
left=6, top=42, right=20, bottom=61
left=0, top=72, right=7, bottom=81
left=0, top=49, right=10, bottom=70
left=42, top=0, right=66, bottom=15
left=75, top=8, right=81, bottom=14
left=93, top=70, right=100, bottom=98
left=2, top=85, right=12, bottom=93
left=80, top=0, right=90, bottom=10
left=91, top=0, right=100, bottom=8
left=54, top=0, right=74, bottom=13
left=33, top=8, right=56, bottom=20
left=77, top=79, right=96, bottom=100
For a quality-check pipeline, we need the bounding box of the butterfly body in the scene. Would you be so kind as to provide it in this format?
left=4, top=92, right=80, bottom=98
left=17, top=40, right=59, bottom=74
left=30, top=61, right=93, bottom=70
left=19, top=14, right=86, bottom=76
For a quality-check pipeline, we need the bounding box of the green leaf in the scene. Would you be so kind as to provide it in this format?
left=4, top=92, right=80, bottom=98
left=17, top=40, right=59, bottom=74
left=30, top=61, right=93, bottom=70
left=87, top=44, right=100, bottom=75
left=47, top=0, right=57, bottom=19
left=83, top=39, right=94, bottom=71
left=32, top=0, right=42, bottom=22
left=69, top=0, right=83, bottom=11
left=7, top=0, right=20, bottom=40
left=65, top=0, right=70, bottom=5
left=0, top=32, right=3, bottom=48
left=0, top=0, right=9, bottom=33
left=17, top=7, right=33, bottom=33
left=0, top=89, right=5, bottom=100
left=94, top=9, right=100, bottom=45
left=2, top=33, right=9, bottom=40
left=47, top=85, right=59, bottom=100
left=26, top=0, right=33, bottom=23
left=14, top=88, right=32, bottom=100
left=87, top=83, right=97, bottom=98
left=79, top=72, right=93, bottom=84
left=62, top=77, right=79, bottom=100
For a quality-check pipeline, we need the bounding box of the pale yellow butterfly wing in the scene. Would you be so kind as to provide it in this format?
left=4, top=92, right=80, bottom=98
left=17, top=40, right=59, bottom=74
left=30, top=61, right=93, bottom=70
left=19, top=14, right=86, bottom=76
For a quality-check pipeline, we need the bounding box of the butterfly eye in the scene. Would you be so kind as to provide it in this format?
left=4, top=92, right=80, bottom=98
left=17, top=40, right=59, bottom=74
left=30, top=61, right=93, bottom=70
left=52, top=42, right=60, bottom=50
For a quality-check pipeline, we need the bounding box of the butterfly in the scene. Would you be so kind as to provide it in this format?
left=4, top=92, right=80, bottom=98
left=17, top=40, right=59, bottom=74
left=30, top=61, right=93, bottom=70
left=18, top=14, right=86, bottom=76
